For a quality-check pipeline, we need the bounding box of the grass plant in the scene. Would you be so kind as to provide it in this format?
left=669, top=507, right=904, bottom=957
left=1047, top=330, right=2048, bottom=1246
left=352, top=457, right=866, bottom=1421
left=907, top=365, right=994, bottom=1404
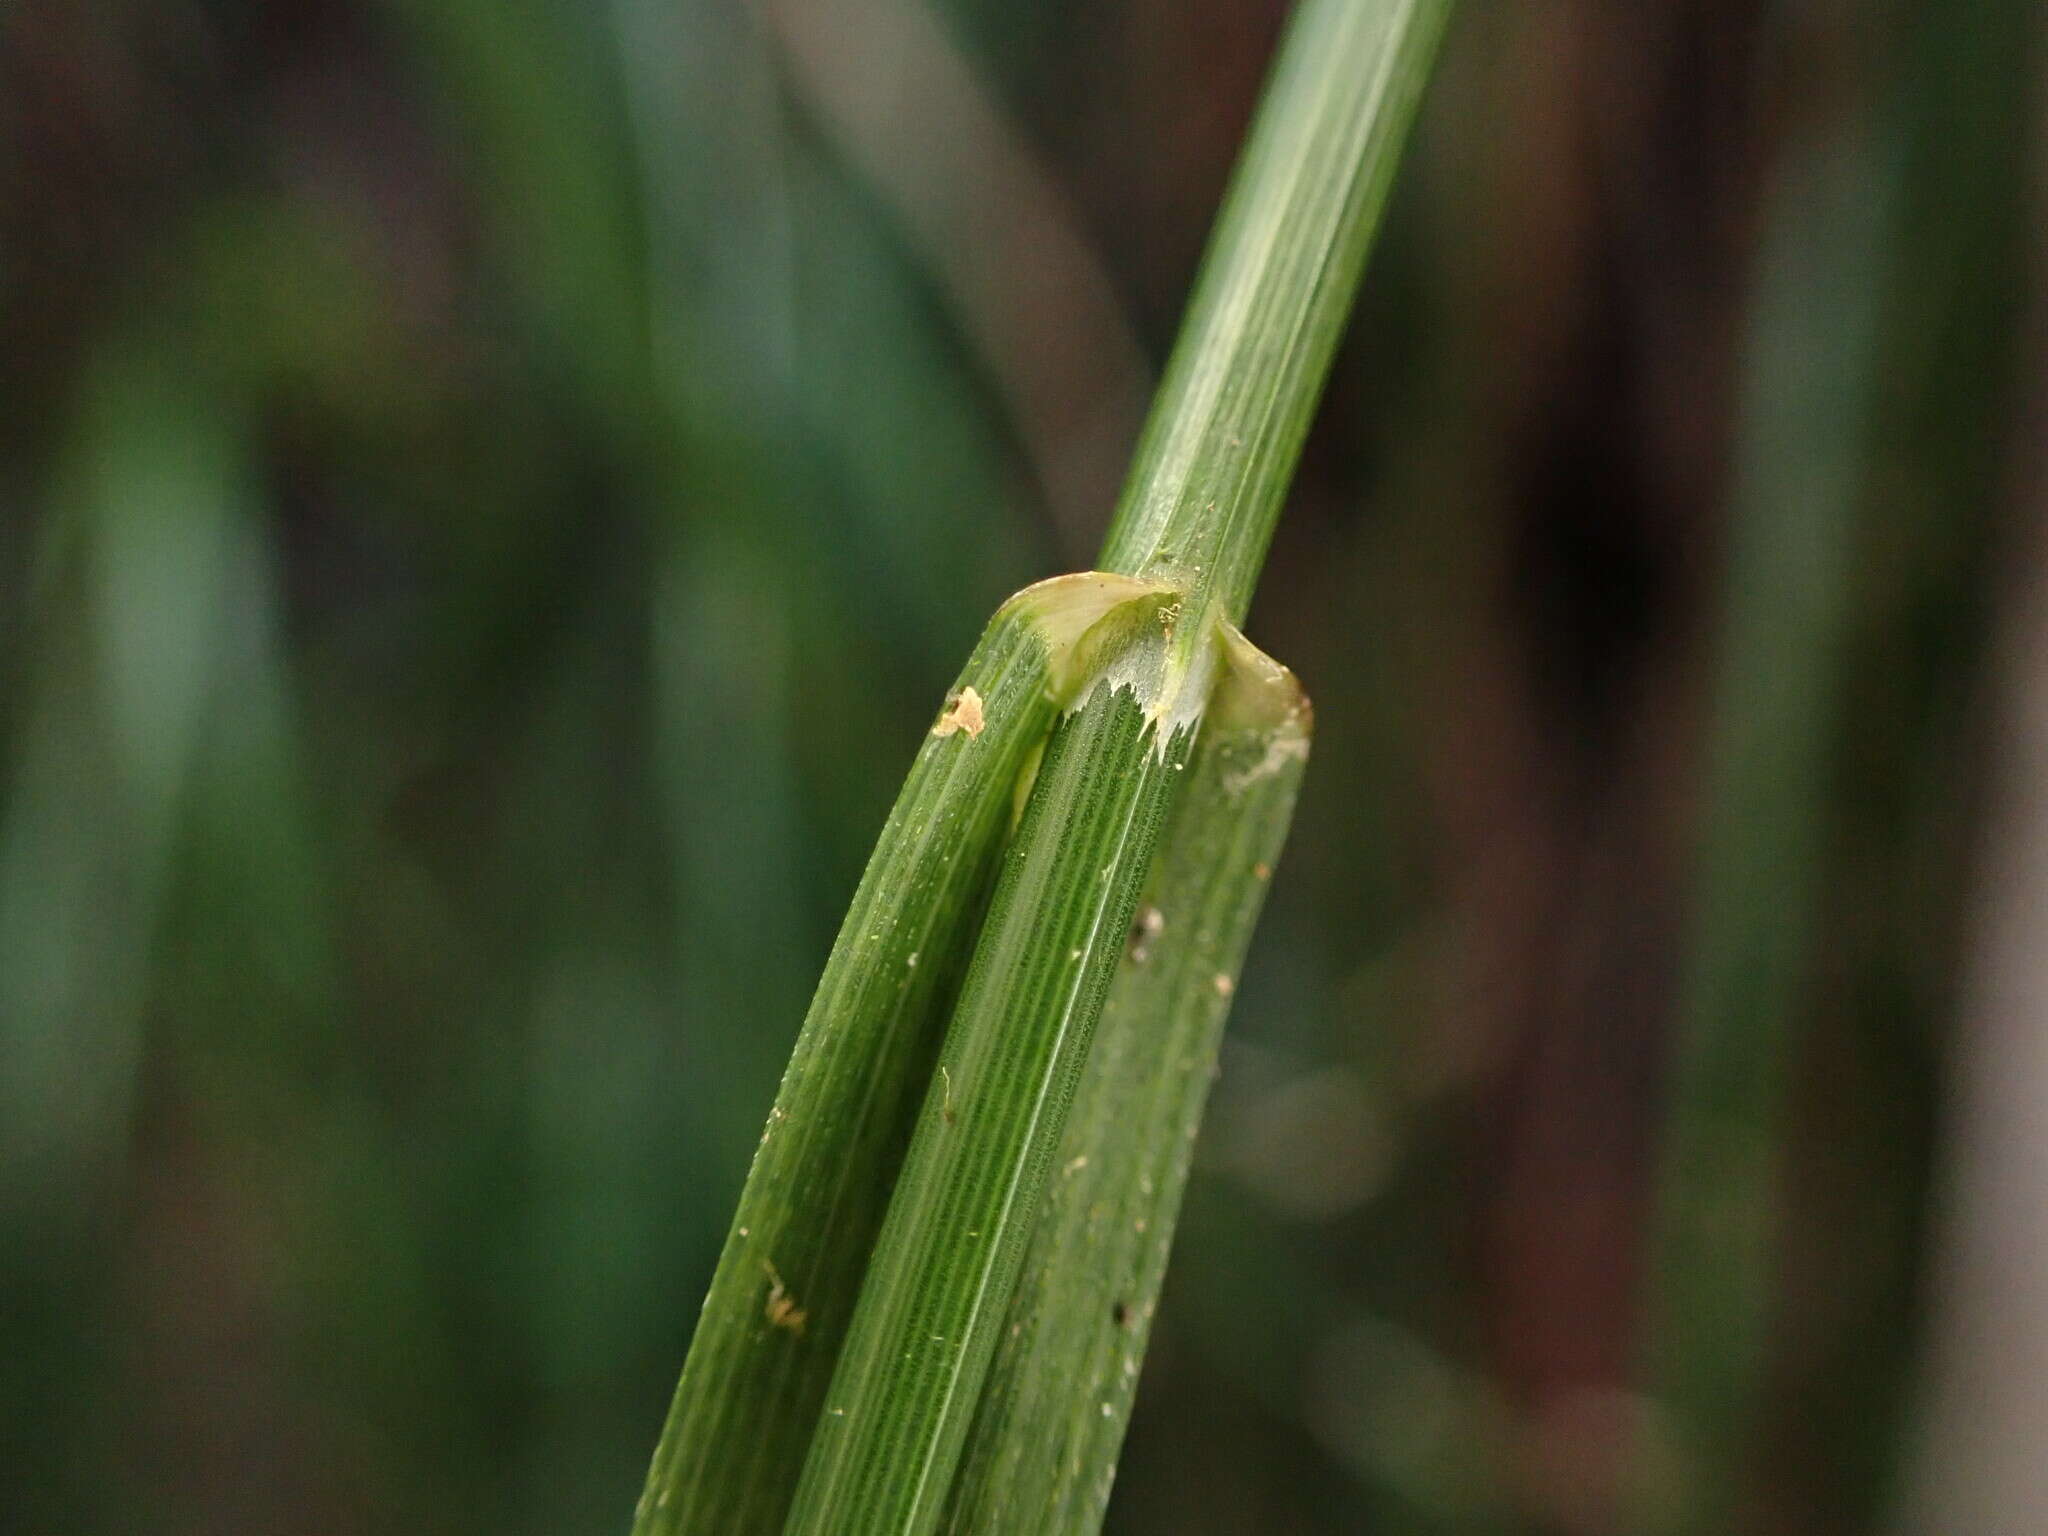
left=632, top=1, right=1452, bottom=1529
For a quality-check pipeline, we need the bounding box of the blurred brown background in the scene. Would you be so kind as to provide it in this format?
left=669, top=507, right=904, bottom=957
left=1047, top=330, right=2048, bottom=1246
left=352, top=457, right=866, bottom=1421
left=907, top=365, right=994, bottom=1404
left=2, top=0, right=2041, bottom=1531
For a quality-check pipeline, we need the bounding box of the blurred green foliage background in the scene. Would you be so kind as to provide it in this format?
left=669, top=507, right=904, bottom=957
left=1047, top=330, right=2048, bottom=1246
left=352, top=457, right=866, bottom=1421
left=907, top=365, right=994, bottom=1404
left=2, top=0, right=2041, bottom=1531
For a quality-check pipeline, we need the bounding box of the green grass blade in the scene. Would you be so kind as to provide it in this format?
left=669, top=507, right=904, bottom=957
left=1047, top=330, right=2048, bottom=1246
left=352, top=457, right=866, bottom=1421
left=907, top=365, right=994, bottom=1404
left=1097, top=0, right=1454, bottom=626
left=941, top=629, right=1310, bottom=1536
left=783, top=623, right=1198, bottom=1535
left=633, top=575, right=1166, bottom=1535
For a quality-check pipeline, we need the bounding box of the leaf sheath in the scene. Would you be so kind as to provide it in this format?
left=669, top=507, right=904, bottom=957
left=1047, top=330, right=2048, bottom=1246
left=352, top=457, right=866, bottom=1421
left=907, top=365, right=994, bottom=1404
left=784, top=680, right=1193, bottom=1535
left=633, top=576, right=1159, bottom=1535
left=942, top=636, right=1310, bottom=1535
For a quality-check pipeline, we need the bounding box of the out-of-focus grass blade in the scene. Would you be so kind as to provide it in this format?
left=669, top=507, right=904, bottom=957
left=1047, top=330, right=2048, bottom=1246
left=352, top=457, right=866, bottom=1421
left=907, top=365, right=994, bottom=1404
left=633, top=573, right=1167, bottom=1535
left=381, top=0, right=651, bottom=426
left=784, top=593, right=1201, bottom=1536
left=1641, top=120, right=1892, bottom=1534
left=0, top=333, right=249, bottom=1526
left=0, top=337, right=239, bottom=1192
left=941, top=627, right=1310, bottom=1536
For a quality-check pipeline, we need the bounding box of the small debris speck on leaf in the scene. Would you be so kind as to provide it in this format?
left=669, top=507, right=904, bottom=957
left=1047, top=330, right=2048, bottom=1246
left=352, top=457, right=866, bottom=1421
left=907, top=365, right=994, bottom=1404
left=932, top=686, right=986, bottom=738
left=763, top=1261, right=808, bottom=1336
